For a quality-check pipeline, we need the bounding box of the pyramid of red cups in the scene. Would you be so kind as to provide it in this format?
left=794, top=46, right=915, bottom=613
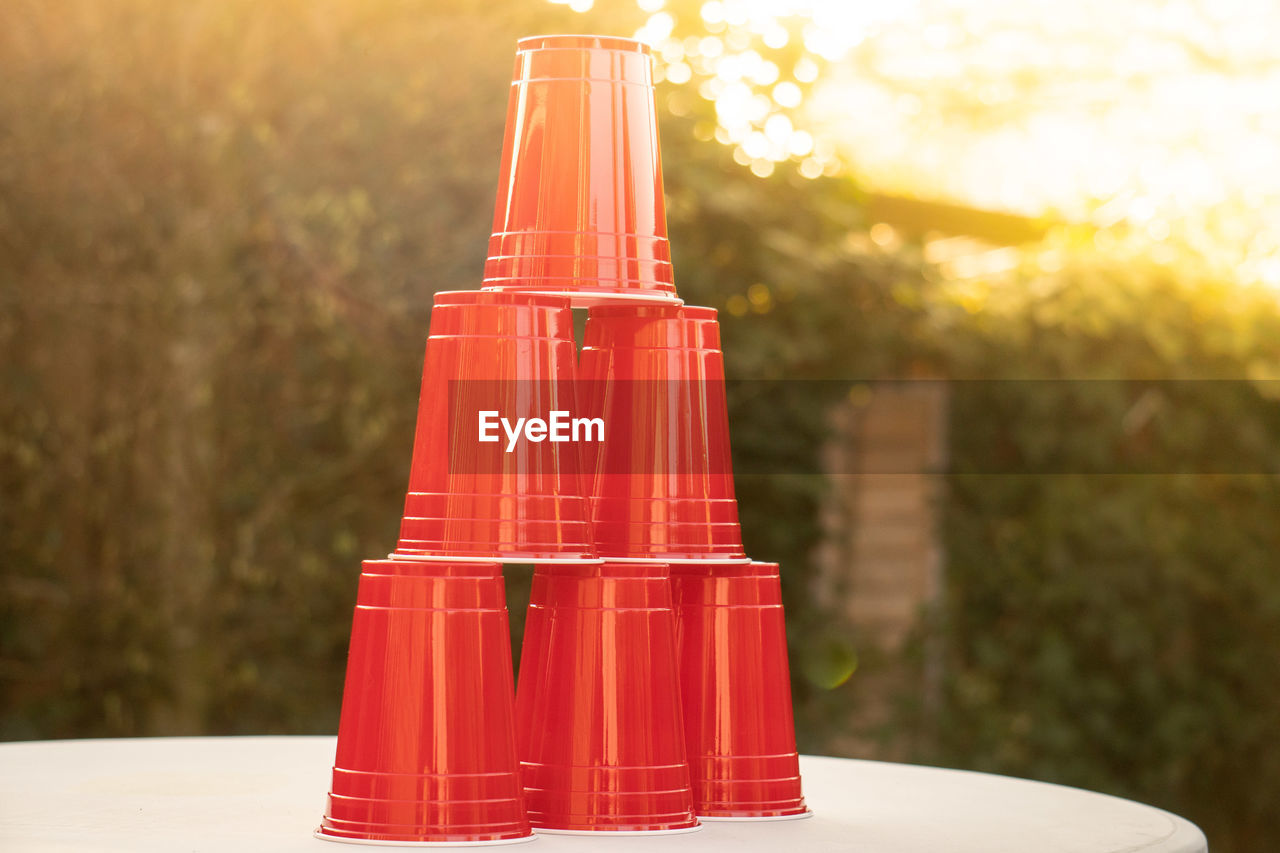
left=317, top=35, right=809, bottom=844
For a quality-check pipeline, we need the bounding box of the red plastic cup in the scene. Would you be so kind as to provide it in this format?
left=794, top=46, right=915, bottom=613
left=514, top=560, right=700, bottom=833
left=393, top=290, right=598, bottom=562
left=317, top=559, right=533, bottom=844
left=579, top=304, right=746, bottom=560
left=669, top=560, right=809, bottom=819
left=482, top=35, right=682, bottom=308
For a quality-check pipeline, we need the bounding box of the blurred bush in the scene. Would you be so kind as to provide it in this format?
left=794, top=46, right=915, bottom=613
left=0, top=0, right=553, bottom=736
left=663, top=91, right=1280, bottom=851
left=2, top=2, right=1279, bottom=851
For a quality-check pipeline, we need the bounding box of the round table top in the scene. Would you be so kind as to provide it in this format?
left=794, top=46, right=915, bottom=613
left=0, top=736, right=1206, bottom=853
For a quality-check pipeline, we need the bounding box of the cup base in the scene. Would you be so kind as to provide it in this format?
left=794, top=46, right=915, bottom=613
left=697, top=809, right=814, bottom=822
left=532, top=824, right=702, bottom=836
left=387, top=552, right=604, bottom=566
left=608, top=556, right=753, bottom=565
left=483, top=287, right=683, bottom=309
left=315, top=829, right=536, bottom=847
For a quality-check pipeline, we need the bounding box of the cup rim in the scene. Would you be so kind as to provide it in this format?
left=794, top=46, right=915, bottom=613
left=516, top=35, right=651, bottom=54
left=315, top=827, right=536, bottom=846
left=432, top=290, right=572, bottom=309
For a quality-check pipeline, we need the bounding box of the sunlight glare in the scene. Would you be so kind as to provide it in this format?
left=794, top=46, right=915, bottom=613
left=557, top=0, right=1280, bottom=278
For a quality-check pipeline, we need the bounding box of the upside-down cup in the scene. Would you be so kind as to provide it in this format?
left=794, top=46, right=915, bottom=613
left=515, top=561, right=699, bottom=833
left=482, top=35, right=682, bottom=307
left=669, top=560, right=809, bottom=819
left=579, top=304, right=747, bottom=560
left=317, top=559, right=533, bottom=845
left=393, top=290, right=598, bottom=563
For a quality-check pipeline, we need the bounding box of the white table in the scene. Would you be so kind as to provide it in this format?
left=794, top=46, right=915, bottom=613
left=0, top=737, right=1207, bottom=852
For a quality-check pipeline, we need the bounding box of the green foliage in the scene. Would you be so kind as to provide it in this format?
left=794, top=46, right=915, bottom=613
left=660, top=71, right=1280, bottom=850
left=918, top=255, right=1280, bottom=851
left=0, top=0, right=580, bottom=736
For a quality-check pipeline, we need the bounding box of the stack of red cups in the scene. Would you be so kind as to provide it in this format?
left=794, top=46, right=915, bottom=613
left=319, top=33, right=805, bottom=847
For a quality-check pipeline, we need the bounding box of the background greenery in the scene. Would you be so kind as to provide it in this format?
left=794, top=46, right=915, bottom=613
left=3, top=2, right=1278, bottom=851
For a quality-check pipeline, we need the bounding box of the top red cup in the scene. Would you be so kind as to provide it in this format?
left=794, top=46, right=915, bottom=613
left=482, top=35, right=682, bottom=308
